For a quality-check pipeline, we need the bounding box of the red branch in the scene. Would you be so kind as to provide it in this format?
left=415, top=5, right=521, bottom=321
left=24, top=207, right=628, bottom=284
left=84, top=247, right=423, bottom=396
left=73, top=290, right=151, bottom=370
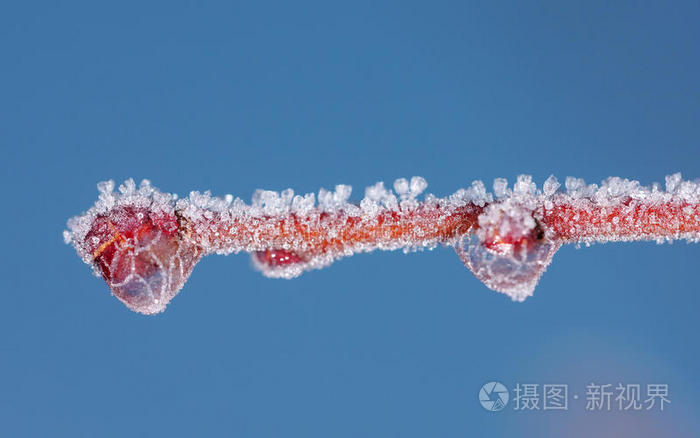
left=64, top=176, right=700, bottom=314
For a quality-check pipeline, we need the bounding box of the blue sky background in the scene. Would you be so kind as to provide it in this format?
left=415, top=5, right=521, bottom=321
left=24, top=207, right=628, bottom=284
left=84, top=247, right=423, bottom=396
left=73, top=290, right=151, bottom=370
left=1, top=1, right=699, bottom=436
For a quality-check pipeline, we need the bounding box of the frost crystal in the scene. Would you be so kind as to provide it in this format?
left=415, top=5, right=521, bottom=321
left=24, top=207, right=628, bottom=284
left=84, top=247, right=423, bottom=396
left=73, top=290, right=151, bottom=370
left=543, top=175, right=560, bottom=196
left=493, top=178, right=509, bottom=199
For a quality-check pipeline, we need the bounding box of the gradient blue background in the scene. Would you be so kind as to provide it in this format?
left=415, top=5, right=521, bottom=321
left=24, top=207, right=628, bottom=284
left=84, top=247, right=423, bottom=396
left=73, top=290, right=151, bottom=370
left=1, top=1, right=699, bottom=436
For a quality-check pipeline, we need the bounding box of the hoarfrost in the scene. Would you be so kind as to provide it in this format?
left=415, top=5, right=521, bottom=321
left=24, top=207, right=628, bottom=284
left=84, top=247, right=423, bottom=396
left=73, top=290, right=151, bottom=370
left=64, top=173, right=700, bottom=312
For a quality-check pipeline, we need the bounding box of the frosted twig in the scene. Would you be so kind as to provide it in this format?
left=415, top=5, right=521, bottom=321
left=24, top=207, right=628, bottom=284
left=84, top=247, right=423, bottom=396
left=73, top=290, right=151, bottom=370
left=64, top=174, right=700, bottom=314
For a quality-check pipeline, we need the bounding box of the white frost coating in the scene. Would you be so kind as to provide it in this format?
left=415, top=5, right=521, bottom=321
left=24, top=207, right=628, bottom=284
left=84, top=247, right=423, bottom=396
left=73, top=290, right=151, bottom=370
left=394, top=176, right=428, bottom=210
left=318, top=185, right=352, bottom=212
left=65, top=173, right=700, bottom=305
left=364, top=181, right=399, bottom=210
left=64, top=178, right=178, bottom=270
left=291, top=193, right=315, bottom=215
left=251, top=188, right=295, bottom=216
left=449, top=180, right=493, bottom=208
left=564, top=176, right=595, bottom=198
